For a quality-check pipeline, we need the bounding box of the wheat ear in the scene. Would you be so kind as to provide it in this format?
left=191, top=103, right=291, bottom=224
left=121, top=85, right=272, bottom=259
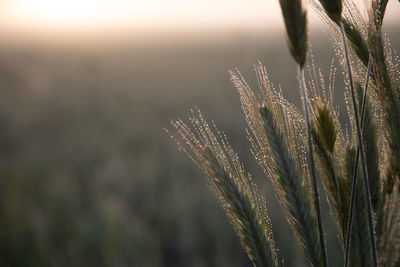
left=357, top=81, right=381, bottom=212
left=278, top=0, right=328, bottom=265
left=299, top=66, right=328, bottom=267
left=311, top=103, right=349, bottom=244
left=340, top=20, right=378, bottom=267
left=368, top=0, right=400, bottom=192
left=231, top=65, right=323, bottom=266
left=169, top=111, right=279, bottom=267
left=260, top=106, right=322, bottom=266
left=314, top=0, right=379, bottom=263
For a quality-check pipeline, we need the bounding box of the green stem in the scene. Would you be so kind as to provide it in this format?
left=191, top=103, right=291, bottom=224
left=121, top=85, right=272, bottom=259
left=340, top=21, right=378, bottom=267
left=344, top=56, right=372, bottom=267
left=299, top=66, right=328, bottom=267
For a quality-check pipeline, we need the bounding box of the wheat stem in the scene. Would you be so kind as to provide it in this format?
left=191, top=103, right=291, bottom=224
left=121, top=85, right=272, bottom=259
left=344, top=56, right=372, bottom=267
left=385, top=193, right=391, bottom=263
left=299, top=66, right=328, bottom=267
left=340, top=21, right=378, bottom=267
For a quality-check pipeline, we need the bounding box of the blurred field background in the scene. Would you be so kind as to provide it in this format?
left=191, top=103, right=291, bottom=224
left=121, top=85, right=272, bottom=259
left=0, top=1, right=399, bottom=266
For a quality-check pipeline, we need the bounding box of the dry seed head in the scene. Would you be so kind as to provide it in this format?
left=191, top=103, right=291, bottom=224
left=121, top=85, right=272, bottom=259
left=278, top=0, right=308, bottom=67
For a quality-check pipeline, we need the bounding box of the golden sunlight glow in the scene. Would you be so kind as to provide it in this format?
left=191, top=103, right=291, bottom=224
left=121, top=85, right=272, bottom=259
left=21, top=0, right=108, bottom=25
left=0, top=0, right=399, bottom=32
left=0, top=0, right=283, bottom=31
left=1, top=0, right=121, bottom=28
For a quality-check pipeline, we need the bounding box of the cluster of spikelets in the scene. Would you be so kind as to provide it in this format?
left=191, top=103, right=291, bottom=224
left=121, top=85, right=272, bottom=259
left=169, top=0, right=400, bottom=266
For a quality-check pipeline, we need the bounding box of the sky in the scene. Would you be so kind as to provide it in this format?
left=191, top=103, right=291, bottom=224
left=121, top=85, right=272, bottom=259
left=0, top=0, right=399, bottom=34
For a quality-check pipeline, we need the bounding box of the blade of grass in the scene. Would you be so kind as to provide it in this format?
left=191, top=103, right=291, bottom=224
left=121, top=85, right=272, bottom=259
left=345, top=147, right=372, bottom=266
left=344, top=57, right=372, bottom=267
left=299, top=66, right=328, bottom=267
left=277, top=0, right=328, bottom=264
left=340, top=21, right=378, bottom=266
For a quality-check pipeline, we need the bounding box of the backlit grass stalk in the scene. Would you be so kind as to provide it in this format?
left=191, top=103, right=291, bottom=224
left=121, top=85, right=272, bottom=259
left=314, top=0, right=378, bottom=263
left=299, top=66, right=328, bottom=267
left=260, top=106, right=322, bottom=266
left=345, top=147, right=372, bottom=266
left=278, top=0, right=328, bottom=265
left=231, top=66, right=324, bottom=266
left=170, top=111, right=279, bottom=266
left=344, top=57, right=372, bottom=267
left=307, top=64, right=349, bottom=246
left=311, top=106, right=348, bottom=244
left=311, top=0, right=395, bottom=264
left=377, top=175, right=394, bottom=266
left=340, top=20, right=378, bottom=267
left=367, top=0, right=400, bottom=188
left=169, top=0, right=400, bottom=265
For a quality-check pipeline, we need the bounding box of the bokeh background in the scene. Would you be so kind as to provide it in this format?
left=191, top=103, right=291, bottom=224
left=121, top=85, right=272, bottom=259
left=0, top=1, right=399, bottom=266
